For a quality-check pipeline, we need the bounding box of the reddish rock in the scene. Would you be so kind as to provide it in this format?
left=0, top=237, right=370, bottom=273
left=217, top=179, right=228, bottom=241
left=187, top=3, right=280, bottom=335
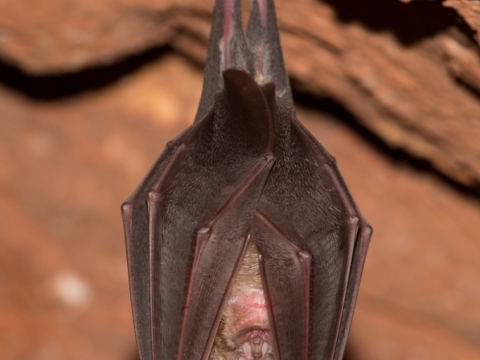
left=0, top=53, right=479, bottom=359
left=444, top=0, right=480, bottom=45
left=301, top=108, right=480, bottom=359
left=1, top=0, right=480, bottom=188
left=0, top=55, right=201, bottom=360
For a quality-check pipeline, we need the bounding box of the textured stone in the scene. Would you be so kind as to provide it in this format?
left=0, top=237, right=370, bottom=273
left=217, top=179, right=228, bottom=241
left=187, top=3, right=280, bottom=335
left=1, top=53, right=479, bottom=360
left=307, top=110, right=480, bottom=360
left=444, top=0, right=480, bottom=45
left=0, top=0, right=199, bottom=73
left=1, top=0, right=480, bottom=189
left=0, top=54, right=202, bottom=360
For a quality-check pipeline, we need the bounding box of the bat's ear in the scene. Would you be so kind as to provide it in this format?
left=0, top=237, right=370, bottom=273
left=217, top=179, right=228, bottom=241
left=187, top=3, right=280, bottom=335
left=247, top=0, right=294, bottom=113
left=195, top=0, right=252, bottom=123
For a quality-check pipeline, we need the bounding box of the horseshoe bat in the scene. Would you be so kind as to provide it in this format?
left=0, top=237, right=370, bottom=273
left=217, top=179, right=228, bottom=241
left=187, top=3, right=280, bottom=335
left=121, top=0, right=372, bottom=359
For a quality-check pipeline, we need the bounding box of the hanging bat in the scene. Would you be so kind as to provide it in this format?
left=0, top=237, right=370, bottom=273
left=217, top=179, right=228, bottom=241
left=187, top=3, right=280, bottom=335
left=121, top=0, right=372, bottom=359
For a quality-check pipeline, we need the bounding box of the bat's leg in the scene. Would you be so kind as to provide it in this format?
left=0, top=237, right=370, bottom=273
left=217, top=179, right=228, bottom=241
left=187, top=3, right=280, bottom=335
left=218, top=0, right=250, bottom=73
left=246, top=0, right=293, bottom=112
left=219, top=0, right=236, bottom=71
left=195, top=0, right=250, bottom=122
left=252, top=210, right=311, bottom=360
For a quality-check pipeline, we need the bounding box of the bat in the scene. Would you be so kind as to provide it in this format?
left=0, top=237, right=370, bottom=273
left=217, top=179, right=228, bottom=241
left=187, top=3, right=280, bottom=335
left=121, top=0, right=372, bottom=359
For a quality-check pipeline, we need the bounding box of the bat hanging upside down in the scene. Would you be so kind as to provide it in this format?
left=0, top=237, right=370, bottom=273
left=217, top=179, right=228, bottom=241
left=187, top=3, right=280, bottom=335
left=121, top=0, right=372, bottom=359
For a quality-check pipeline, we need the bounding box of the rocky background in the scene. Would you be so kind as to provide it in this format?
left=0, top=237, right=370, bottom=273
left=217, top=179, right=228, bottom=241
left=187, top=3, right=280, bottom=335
left=1, top=0, right=479, bottom=359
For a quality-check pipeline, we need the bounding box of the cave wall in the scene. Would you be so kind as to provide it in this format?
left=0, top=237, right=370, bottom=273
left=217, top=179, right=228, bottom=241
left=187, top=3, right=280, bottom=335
left=1, top=1, right=479, bottom=359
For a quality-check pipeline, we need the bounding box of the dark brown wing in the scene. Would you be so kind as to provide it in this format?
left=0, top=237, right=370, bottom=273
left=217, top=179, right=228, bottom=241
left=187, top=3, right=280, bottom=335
left=253, top=83, right=371, bottom=359
left=123, top=69, right=275, bottom=359
left=122, top=1, right=371, bottom=359
left=245, top=3, right=372, bottom=356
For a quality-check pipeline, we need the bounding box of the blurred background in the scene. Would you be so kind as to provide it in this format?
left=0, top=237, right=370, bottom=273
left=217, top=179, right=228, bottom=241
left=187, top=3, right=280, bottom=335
left=1, top=0, right=480, bottom=359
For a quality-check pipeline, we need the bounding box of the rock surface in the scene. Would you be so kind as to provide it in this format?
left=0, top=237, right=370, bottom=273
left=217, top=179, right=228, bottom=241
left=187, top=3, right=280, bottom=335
left=1, top=0, right=480, bottom=359
left=1, top=52, right=480, bottom=360
left=1, top=0, right=480, bottom=189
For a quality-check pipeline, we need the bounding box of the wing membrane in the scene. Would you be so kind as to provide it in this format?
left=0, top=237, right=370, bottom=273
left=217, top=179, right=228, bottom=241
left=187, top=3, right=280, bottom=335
left=123, top=1, right=371, bottom=359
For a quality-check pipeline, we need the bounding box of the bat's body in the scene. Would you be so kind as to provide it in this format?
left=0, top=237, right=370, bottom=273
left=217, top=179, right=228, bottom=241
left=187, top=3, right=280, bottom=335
left=121, top=1, right=371, bottom=359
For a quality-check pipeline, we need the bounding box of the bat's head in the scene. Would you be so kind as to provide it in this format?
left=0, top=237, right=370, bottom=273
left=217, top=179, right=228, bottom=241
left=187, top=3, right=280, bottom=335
left=211, top=241, right=274, bottom=360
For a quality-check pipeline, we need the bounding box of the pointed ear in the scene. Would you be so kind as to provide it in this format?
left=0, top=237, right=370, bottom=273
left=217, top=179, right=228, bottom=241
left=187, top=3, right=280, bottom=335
left=247, top=0, right=294, bottom=113
left=195, top=0, right=251, bottom=123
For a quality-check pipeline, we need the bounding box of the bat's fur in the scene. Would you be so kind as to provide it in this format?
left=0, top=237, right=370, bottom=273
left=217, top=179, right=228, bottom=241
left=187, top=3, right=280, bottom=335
left=211, top=241, right=274, bottom=359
